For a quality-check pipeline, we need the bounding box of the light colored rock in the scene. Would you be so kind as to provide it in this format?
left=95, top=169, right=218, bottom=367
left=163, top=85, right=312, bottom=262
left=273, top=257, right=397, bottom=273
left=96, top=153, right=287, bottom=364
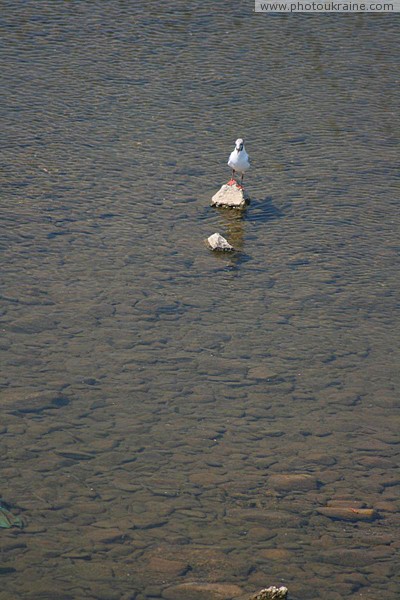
left=226, top=508, right=300, bottom=527
left=268, top=473, right=318, bottom=492
left=248, top=587, right=288, bottom=600
left=211, top=184, right=249, bottom=208
left=206, top=233, right=234, bottom=252
left=316, top=506, right=377, bottom=522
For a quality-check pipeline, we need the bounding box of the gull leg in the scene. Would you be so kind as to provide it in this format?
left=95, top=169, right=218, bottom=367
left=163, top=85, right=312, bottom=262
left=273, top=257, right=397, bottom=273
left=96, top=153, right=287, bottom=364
left=236, top=173, right=244, bottom=190
left=227, top=169, right=236, bottom=186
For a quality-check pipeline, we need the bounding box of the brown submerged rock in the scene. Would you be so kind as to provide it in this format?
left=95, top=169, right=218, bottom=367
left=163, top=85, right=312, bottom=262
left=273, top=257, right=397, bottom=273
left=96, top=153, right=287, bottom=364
left=8, top=315, right=58, bottom=334
left=248, top=365, right=279, bottom=380
left=375, top=500, right=398, bottom=513
left=317, top=506, right=378, bottom=522
left=2, top=389, right=69, bottom=414
left=246, top=526, right=276, bottom=541
left=268, top=473, right=318, bottom=492
left=55, top=449, right=95, bottom=461
left=226, top=508, right=300, bottom=527
left=320, top=548, right=375, bottom=567
left=259, top=549, right=292, bottom=561
left=86, top=527, right=128, bottom=544
left=146, top=556, right=189, bottom=578
left=162, top=582, right=243, bottom=600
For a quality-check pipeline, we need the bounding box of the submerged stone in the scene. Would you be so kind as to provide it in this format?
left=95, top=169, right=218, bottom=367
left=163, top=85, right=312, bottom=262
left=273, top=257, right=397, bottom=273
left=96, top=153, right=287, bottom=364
left=146, top=556, right=189, bottom=577
left=55, top=449, right=95, bottom=461
left=162, top=582, right=243, bottom=600
left=2, top=389, right=70, bottom=414
left=268, top=473, right=318, bottom=492
left=317, top=506, right=378, bottom=522
left=259, top=549, right=292, bottom=561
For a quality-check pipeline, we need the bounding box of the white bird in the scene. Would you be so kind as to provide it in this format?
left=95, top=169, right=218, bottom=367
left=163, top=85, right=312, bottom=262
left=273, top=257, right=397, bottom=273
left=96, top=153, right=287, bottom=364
left=227, top=138, right=250, bottom=188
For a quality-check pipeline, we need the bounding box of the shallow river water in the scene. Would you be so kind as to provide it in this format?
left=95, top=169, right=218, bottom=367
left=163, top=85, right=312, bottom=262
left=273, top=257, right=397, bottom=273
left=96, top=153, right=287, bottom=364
left=1, top=2, right=399, bottom=599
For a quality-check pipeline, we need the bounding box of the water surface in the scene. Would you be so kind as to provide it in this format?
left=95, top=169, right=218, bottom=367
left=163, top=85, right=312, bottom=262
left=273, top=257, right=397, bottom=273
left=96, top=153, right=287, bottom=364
left=1, top=3, right=399, bottom=599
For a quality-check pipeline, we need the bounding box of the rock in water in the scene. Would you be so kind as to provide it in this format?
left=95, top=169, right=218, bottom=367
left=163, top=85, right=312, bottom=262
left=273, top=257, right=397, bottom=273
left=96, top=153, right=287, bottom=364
left=163, top=582, right=244, bottom=599
left=211, top=184, right=249, bottom=208
left=249, top=587, right=288, bottom=600
left=268, top=473, right=318, bottom=492
left=206, top=233, right=234, bottom=251
left=316, top=506, right=377, bottom=522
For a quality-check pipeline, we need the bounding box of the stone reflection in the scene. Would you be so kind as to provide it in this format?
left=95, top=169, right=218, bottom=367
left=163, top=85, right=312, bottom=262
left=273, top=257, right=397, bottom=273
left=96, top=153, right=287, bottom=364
left=215, top=206, right=246, bottom=252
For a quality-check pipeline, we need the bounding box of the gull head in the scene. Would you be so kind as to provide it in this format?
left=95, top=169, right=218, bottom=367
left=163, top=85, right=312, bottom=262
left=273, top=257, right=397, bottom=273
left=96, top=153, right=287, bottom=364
left=235, top=138, right=244, bottom=152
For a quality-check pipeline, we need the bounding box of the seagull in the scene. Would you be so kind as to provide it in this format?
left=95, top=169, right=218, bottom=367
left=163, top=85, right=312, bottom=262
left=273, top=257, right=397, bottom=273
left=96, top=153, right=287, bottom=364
left=227, top=138, right=250, bottom=188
